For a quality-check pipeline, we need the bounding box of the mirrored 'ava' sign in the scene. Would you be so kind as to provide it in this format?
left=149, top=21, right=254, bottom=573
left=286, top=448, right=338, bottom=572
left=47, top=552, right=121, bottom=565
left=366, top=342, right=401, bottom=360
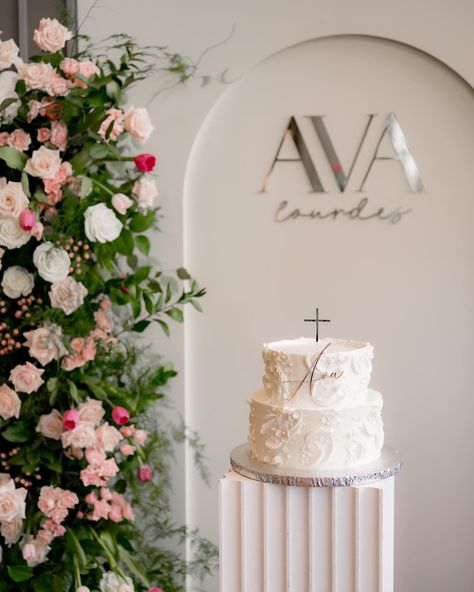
left=261, top=113, right=424, bottom=224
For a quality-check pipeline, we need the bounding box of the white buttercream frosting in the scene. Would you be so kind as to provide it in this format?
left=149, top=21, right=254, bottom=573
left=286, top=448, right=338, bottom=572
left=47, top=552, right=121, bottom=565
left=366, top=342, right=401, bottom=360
left=248, top=337, right=384, bottom=470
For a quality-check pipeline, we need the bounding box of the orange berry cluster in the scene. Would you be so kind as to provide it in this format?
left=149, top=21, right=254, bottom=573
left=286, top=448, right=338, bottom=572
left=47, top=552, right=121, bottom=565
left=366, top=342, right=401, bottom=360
left=57, top=238, right=91, bottom=275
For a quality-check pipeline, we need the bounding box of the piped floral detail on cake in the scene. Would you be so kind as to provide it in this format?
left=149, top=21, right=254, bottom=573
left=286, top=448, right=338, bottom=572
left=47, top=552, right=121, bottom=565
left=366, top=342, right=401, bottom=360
left=300, top=411, right=340, bottom=465
left=262, top=348, right=292, bottom=401
left=259, top=407, right=302, bottom=465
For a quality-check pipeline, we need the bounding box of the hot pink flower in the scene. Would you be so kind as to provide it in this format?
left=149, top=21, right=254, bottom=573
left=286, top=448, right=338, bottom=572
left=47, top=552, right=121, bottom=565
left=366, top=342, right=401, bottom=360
left=134, top=153, right=156, bottom=172
left=112, top=406, right=130, bottom=425
left=149, top=588, right=164, bottom=592
left=19, top=209, right=36, bottom=231
left=63, top=409, right=80, bottom=430
left=137, top=466, right=153, bottom=483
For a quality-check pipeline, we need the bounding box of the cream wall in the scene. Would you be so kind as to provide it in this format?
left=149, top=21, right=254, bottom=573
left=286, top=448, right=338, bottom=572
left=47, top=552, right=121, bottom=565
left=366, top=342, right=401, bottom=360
left=78, top=2, right=474, bottom=591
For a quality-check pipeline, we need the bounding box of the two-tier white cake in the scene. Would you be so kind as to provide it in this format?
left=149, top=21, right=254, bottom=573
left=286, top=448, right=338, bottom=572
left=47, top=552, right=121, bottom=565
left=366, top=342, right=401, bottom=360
left=248, top=337, right=384, bottom=471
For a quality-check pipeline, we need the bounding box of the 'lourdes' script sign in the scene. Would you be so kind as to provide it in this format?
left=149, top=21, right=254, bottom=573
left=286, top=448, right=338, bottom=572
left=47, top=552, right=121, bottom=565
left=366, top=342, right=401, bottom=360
left=262, top=113, right=424, bottom=224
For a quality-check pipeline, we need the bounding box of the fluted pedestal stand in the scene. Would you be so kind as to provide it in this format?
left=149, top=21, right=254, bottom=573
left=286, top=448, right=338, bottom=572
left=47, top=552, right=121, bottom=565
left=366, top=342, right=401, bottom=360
left=219, top=444, right=402, bottom=592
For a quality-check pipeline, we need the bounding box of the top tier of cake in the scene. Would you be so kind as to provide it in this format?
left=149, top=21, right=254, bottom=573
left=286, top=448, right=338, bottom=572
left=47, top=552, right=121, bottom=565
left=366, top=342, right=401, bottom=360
left=262, top=337, right=373, bottom=409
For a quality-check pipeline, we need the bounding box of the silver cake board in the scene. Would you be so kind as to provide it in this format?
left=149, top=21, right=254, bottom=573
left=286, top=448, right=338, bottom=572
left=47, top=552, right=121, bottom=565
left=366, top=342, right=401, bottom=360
left=230, top=443, right=403, bottom=487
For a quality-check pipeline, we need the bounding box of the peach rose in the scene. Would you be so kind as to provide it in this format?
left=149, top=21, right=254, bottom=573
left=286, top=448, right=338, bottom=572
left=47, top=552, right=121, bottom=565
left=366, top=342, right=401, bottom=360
left=18, top=62, right=54, bottom=91
left=24, top=146, right=61, bottom=179
left=124, top=106, right=154, bottom=143
left=33, top=18, right=72, bottom=53
left=0, top=39, right=20, bottom=70
left=50, top=121, right=67, bottom=151
left=45, top=72, right=70, bottom=97
left=95, top=423, right=122, bottom=452
left=60, top=58, right=80, bottom=76
left=78, top=398, right=104, bottom=425
left=9, top=362, right=44, bottom=394
left=0, top=181, right=29, bottom=218
left=7, top=130, right=31, bottom=152
left=36, top=409, right=63, bottom=440
left=133, top=429, right=148, bottom=446
left=0, top=384, right=21, bottom=420
left=49, top=276, right=87, bottom=315
left=61, top=422, right=96, bottom=449
left=37, top=128, right=51, bottom=143
left=24, top=324, right=66, bottom=366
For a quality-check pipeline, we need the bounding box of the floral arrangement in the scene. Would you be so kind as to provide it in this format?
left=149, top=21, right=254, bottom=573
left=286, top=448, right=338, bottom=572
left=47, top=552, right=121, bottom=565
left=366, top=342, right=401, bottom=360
left=0, top=16, right=210, bottom=592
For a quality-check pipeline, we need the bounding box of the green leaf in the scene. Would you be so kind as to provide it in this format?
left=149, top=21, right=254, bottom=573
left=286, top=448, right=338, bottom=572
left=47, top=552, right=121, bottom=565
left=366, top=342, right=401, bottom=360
left=135, top=235, right=150, bottom=255
left=165, top=307, right=184, bottom=322
left=177, top=267, right=191, bottom=280
left=113, top=228, right=134, bottom=256
left=0, top=147, right=28, bottom=171
left=1, top=421, right=33, bottom=443
left=0, top=97, right=18, bottom=113
left=67, top=380, right=79, bottom=404
left=66, top=528, right=87, bottom=567
left=132, top=319, right=150, bottom=333
left=134, top=266, right=150, bottom=282
left=21, top=172, right=30, bottom=197
left=7, top=565, right=33, bottom=582
left=106, top=80, right=121, bottom=100
left=157, top=319, right=170, bottom=336
left=129, top=212, right=155, bottom=233
left=78, top=175, right=93, bottom=198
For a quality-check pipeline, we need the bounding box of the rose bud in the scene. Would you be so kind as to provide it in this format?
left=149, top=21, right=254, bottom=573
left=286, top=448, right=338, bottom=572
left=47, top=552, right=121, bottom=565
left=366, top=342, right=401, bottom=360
left=149, top=588, right=163, bottom=592
left=137, top=465, right=153, bottom=482
left=63, top=409, right=80, bottom=431
left=111, top=405, right=130, bottom=425
left=19, top=209, right=36, bottom=231
left=134, top=153, right=156, bottom=173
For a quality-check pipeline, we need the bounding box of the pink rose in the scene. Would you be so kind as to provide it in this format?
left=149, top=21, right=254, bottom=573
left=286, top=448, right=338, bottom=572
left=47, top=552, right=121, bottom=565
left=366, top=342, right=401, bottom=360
left=31, top=222, right=44, bottom=240
left=111, top=193, right=133, bottom=215
left=94, top=309, right=113, bottom=333
left=85, top=447, right=106, bottom=465
left=120, top=444, right=135, bottom=456
left=111, top=406, right=130, bottom=425
left=0, top=384, right=21, bottom=420
left=133, top=429, right=148, bottom=446
left=78, top=60, right=100, bottom=78
left=33, top=18, right=72, bottom=53
left=78, top=398, right=104, bottom=425
left=18, top=62, right=54, bottom=91
left=36, top=409, right=63, bottom=440
left=0, top=181, right=29, bottom=218
left=7, top=130, right=31, bottom=152
left=98, top=108, right=124, bottom=142
left=50, top=121, right=68, bottom=151
left=19, top=209, right=36, bottom=231
left=0, top=132, right=9, bottom=146
left=61, top=422, right=96, bottom=449
left=49, top=276, right=88, bottom=315
left=1, top=517, right=23, bottom=546
left=24, top=324, right=66, bottom=366
left=21, top=538, right=50, bottom=567
left=95, top=423, right=122, bottom=452
left=63, top=409, right=80, bottom=430
left=27, top=100, right=41, bottom=123
left=124, top=106, right=154, bottom=143
left=120, top=426, right=135, bottom=438
left=25, top=146, right=62, bottom=179
left=57, top=489, right=79, bottom=510
left=60, top=58, right=80, bottom=76
left=132, top=176, right=158, bottom=210
left=37, top=128, right=51, bottom=143
left=54, top=161, right=72, bottom=183
left=9, top=362, right=44, bottom=394
left=45, top=72, right=70, bottom=97
left=137, top=466, right=153, bottom=483
left=134, top=153, right=156, bottom=172
left=37, top=486, right=58, bottom=514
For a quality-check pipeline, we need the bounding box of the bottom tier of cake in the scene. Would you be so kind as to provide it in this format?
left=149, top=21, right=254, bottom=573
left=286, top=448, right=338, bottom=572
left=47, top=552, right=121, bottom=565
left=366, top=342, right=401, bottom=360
left=248, top=389, right=384, bottom=470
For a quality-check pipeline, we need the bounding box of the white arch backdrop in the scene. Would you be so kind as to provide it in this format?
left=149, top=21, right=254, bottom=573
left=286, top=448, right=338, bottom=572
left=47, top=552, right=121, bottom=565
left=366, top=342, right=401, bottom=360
left=78, top=3, right=474, bottom=591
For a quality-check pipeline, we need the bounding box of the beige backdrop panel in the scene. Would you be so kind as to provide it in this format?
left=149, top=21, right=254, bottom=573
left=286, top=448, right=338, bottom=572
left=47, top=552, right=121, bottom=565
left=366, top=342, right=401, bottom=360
left=185, top=36, right=474, bottom=592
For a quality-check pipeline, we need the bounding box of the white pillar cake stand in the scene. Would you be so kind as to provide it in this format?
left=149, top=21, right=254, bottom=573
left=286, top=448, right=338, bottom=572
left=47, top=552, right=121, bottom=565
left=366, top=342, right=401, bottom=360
left=219, top=444, right=402, bottom=592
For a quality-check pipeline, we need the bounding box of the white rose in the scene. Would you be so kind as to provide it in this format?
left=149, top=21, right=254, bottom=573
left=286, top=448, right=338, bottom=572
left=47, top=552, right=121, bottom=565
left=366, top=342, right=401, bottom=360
left=49, top=276, right=87, bottom=315
left=21, top=537, right=50, bottom=567
left=124, top=106, right=154, bottom=143
left=0, top=384, right=21, bottom=421
left=1, top=516, right=23, bottom=546
left=0, top=217, right=30, bottom=249
left=1, top=266, right=34, bottom=299
left=111, top=193, right=133, bottom=215
left=0, top=479, right=26, bottom=522
left=0, top=71, right=20, bottom=121
left=84, top=203, right=122, bottom=243
left=99, top=571, right=134, bottom=592
left=0, top=181, right=29, bottom=218
left=0, top=39, right=20, bottom=70
left=24, top=146, right=61, bottom=179
left=132, top=177, right=158, bottom=210
left=36, top=409, right=63, bottom=440
left=33, top=242, right=70, bottom=282
left=18, top=61, right=54, bottom=91
left=33, top=18, right=72, bottom=53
